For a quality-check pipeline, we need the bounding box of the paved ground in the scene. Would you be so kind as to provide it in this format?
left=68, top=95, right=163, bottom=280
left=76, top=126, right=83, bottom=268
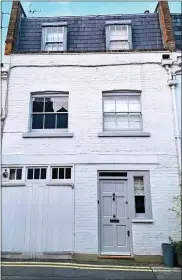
left=1, top=262, right=181, bottom=280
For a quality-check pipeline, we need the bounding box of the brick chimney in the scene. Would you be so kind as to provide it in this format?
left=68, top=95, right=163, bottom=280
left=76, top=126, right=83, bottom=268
left=5, top=1, right=26, bottom=55
left=155, top=1, right=176, bottom=52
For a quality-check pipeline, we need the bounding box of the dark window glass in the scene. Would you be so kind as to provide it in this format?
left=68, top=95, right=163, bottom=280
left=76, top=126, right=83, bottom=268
left=9, top=169, right=16, bottom=180
left=99, top=172, right=127, bottom=177
left=27, top=169, right=33, bottom=180
left=33, top=98, right=44, bottom=112
left=52, top=168, right=58, bottom=179
left=135, top=196, right=145, bottom=213
left=16, top=169, right=22, bottom=180
left=45, top=98, right=54, bottom=112
left=57, top=113, right=68, bottom=129
left=59, top=168, right=64, bottom=179
left=41, top=168, right=47, bottom=179
left=34, top=168, right=40, bottom=179
left=32, top=114, right=43, bottom=129
left=44, top=114, right=56, bottom=129
left=65, top=168, right=71, bottom=179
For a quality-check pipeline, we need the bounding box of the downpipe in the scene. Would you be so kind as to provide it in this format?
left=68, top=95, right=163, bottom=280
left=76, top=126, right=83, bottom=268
left=165, top=65, right=181, bottom=173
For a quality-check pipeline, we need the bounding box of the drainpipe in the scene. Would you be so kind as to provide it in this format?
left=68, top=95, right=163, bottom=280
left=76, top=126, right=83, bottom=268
left=167, top=67, right=181, bottom=173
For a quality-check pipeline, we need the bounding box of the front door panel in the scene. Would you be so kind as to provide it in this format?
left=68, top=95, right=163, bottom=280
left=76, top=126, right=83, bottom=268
left=100, top=180, right=131, bottom=255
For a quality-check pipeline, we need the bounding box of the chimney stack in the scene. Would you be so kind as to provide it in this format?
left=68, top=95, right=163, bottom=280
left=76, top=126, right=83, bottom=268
left=156, top=1, right=176, bottom=52
left=5, top=1, right=26, bottom=55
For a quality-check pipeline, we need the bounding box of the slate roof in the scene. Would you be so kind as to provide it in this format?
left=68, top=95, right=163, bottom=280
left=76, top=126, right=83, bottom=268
left=172, top=14, right=182, bottom=50
left=16, top=13, right=180, bottom=52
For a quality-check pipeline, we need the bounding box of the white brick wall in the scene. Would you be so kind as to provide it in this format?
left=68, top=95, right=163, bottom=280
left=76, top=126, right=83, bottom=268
left=2, top=52, right=181, bottom=256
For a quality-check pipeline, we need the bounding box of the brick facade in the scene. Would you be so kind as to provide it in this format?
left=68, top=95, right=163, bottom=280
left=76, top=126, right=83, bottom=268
left=2, top=53, right=181, bottom=256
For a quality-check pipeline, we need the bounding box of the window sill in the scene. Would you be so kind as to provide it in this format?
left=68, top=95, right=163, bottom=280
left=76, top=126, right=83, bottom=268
left=2, top=183, right=26, bottom=187
left=132, top=219, right=153, bottom=223
left=98, top=131, right=151, bottom=137
left=22, top=132, right=74, bottom=138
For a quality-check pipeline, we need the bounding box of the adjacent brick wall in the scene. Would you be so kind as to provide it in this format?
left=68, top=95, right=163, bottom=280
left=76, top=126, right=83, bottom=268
left=5, top=1, right=26, bottom=55
left=156, top=2, right=176, bottom=51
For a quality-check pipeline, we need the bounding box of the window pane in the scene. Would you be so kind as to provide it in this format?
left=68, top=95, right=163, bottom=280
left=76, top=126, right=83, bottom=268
left=58, top=43, right=63, bottom=51
left=33, top=98, right=44, bottom=113
left=120, top=41, right=129, bottom=49
left=121, top=26, right=128, bottom=40
left=47, top=27, right=53, bottom=41
left=104, top=113, right=116, bottom=130
left=116, top=98, right=128, bottom=112
left=110, top=25, right=116, bottom=40
left=104, top=99, right=115, bottom=112
left=41, top=168, right=47, bottom=179
left=135, top=196, right=145, bottom=213
left=57, top=113, right=68, bottom=129
left=46, top=44, right=53, bottom=51
left=129, top=103, right=141, bottom=112
left=9, top=169, right=16, bottom=180
left=65, top=168, right=71, bottom=179
left=110, top=41, right=122, bottom=50
left=59, top=168, right=64, bottom=179
left=134, top=177, right=144, bottom=195
left=45, top=98, right=54, bottom=112
left=128, top=96, right=140, bottom=112
left=52, top=27, right=58, bottom=42
left=32, top=114, right=44, bottom=129
left=116, top=113, right=129, bottom=129
left=129, top=114, right=141, bottom=129
left=57, top=27, right=64, bottom=41
left=16, top=169, right=22, bottom=180
left=52, top=168, right=58, bottom=179
left=34, top=168, right=40, bottom=179
left=110, top=41, right=129, bottom=50
left=45, top=97, right=68, bottom=113
left=27, top=169, right=33, bottom=180
left=44, top=114, right=56, bottom=129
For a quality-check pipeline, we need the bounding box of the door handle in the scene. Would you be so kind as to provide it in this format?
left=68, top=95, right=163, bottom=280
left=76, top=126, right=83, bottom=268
left=112, top=193, right=115, bottom=201
left=127, top=231, right=130, bottom=237
left=113, top=214, right=116, bottom=218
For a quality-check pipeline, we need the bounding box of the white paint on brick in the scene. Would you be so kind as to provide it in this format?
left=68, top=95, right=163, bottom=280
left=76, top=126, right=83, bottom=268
left=2, top=52, right=181, bottom=256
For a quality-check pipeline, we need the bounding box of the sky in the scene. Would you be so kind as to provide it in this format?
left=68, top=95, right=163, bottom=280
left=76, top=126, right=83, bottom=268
left=1, top=1, right=181, bottom=56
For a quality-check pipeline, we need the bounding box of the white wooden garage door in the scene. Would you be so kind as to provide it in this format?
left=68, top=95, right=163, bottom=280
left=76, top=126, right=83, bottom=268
left=2, top=183, right=74, bottom=259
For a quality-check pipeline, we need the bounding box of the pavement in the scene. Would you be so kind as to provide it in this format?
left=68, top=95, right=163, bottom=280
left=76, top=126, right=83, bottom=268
left=1, top=261, right=182, bottom=280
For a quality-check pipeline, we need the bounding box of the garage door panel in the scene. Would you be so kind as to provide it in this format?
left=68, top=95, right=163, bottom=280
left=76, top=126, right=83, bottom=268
left=2, top=186, right=31, bottom=253
left=2, top=184, right=74, bottom=257
left=42, top=186, right=74, bottom=252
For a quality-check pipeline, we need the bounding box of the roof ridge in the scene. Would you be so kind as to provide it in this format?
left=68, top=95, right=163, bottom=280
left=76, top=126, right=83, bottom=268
left=24, top=13, right=159, bottom=20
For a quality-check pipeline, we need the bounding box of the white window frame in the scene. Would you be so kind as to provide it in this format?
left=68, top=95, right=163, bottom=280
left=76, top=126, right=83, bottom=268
left=2, top=167, right=24, bottom=182
left=41, top=22, right=67, bottom=51
left=105, top=20, right=133, bottom=51
left=129, top=171, right=153, bottom=221
left=30, top=92, right=69, bottom=133
left=102, top=91, right=143, bottom=132
left=26, top=166, right=48, bottom=181
left=50, top=166, right=73, bottom=182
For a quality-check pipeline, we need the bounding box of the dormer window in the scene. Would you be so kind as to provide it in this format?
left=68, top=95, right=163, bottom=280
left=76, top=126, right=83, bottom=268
left=105, top=20, right=132, bottom=51
left=41, top=22, right=67, bottom=51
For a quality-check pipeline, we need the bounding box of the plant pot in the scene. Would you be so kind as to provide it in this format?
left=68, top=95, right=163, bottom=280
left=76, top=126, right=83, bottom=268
left=177, top=254, right=182, bottom=267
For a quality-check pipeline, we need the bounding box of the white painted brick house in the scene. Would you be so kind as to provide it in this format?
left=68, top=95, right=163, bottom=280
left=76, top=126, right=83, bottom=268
left=1, top=1, right=181, bottom=261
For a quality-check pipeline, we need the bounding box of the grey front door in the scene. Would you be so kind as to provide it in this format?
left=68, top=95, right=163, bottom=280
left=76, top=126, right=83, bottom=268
left=99, top=180, right=131, bottom=255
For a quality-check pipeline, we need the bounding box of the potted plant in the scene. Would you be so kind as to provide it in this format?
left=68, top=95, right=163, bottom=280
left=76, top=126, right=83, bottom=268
left=169, top=237, right=182, bottom=267
left=169, top=192, right=182, bottom=267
